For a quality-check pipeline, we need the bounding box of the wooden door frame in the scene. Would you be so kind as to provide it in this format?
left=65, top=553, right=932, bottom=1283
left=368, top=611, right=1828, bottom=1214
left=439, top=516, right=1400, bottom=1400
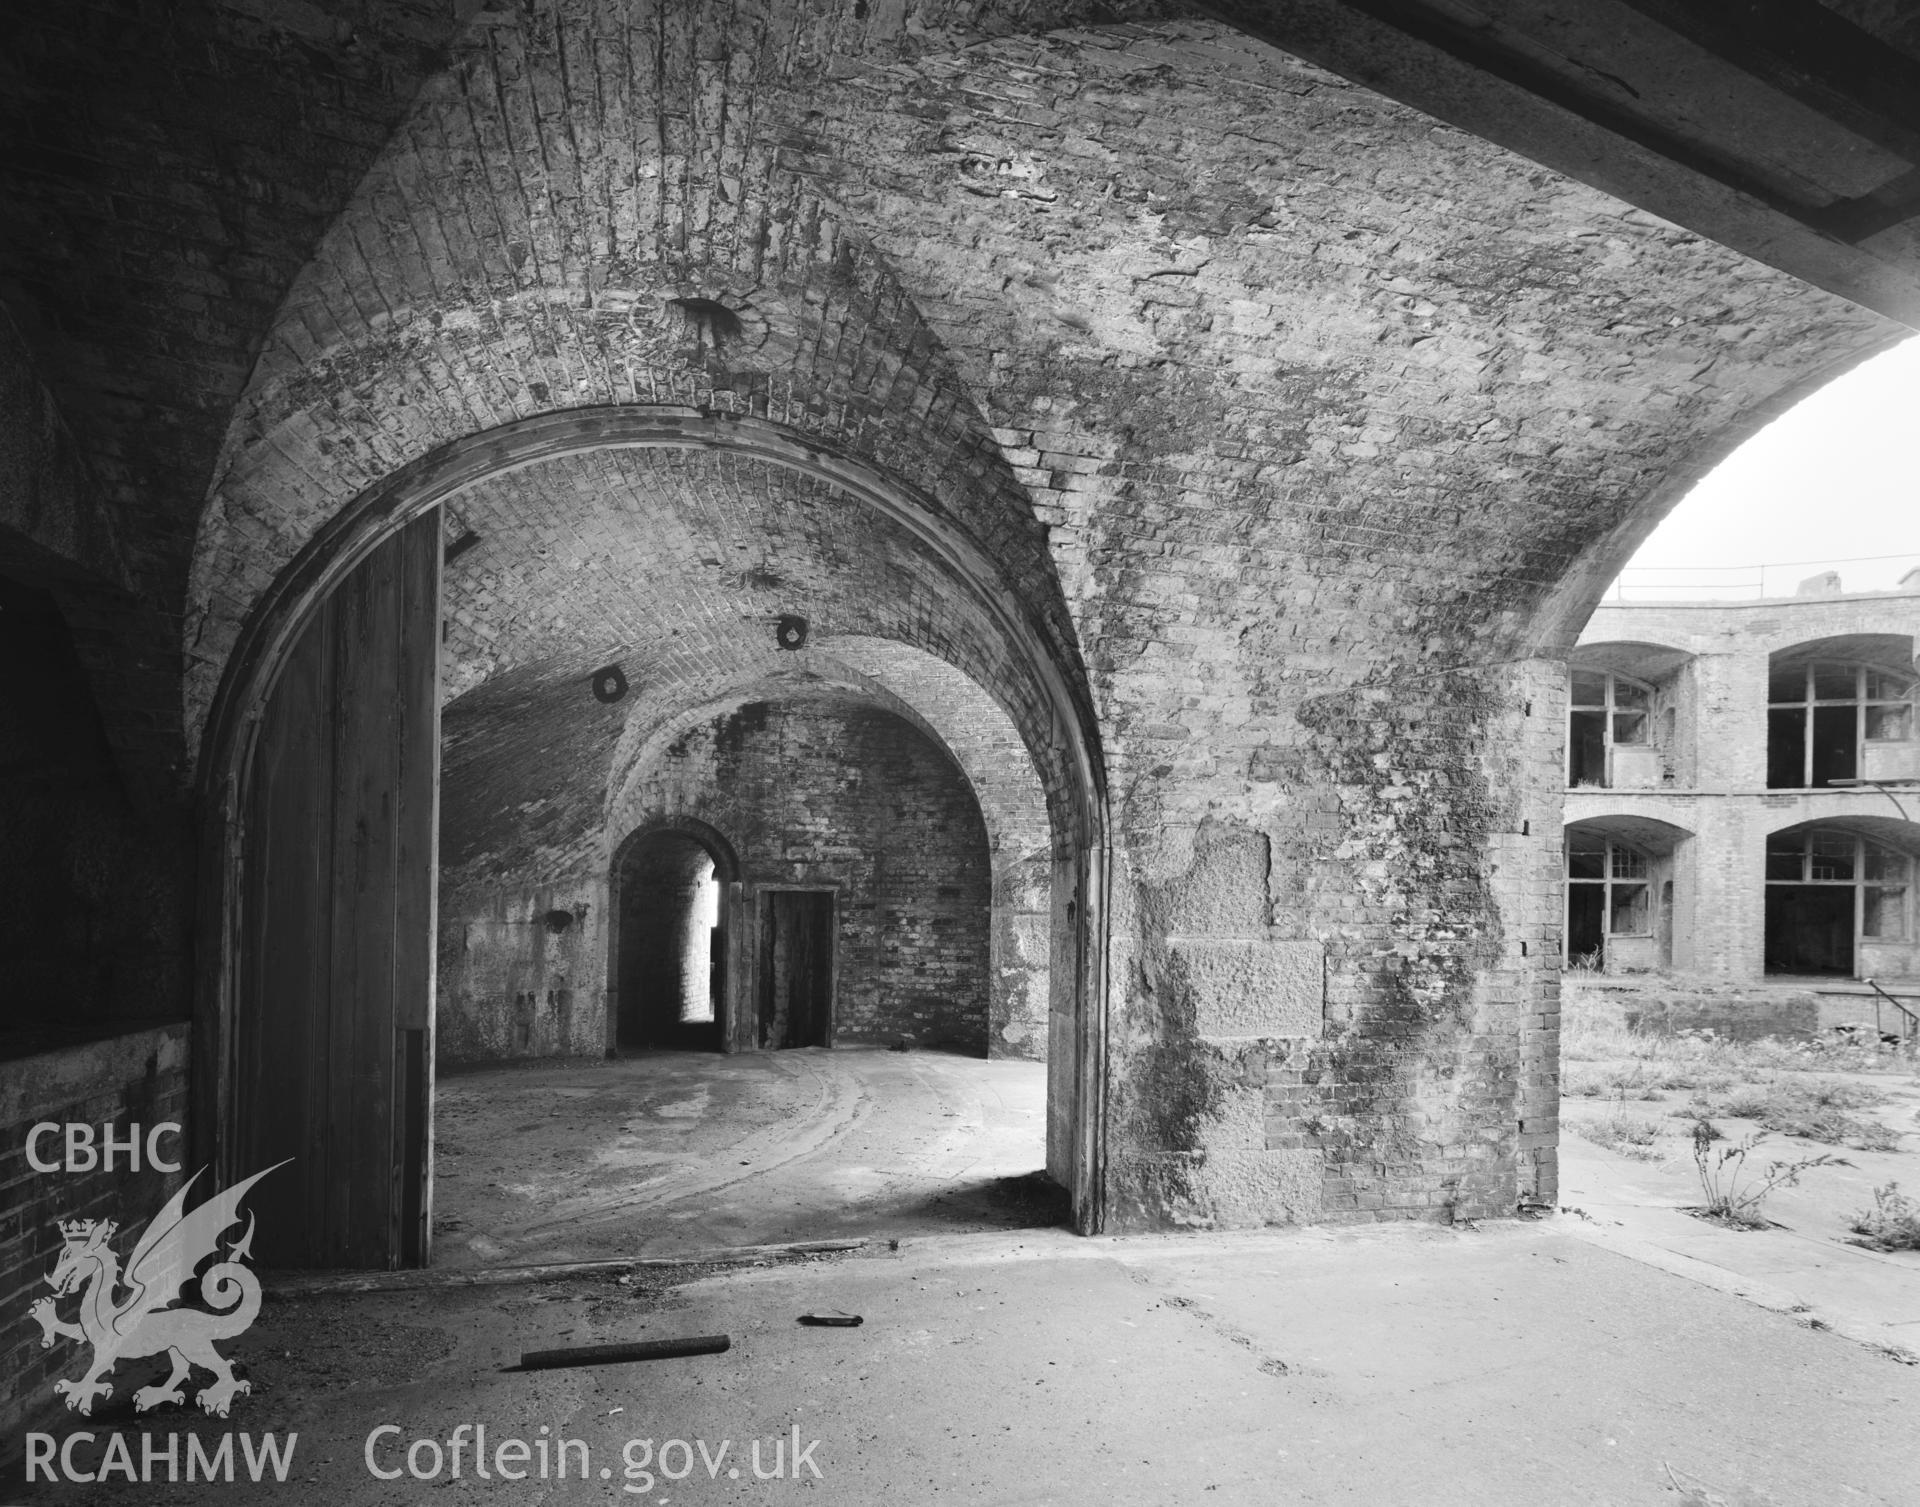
left=192, top=407, right=1112, bottom=1235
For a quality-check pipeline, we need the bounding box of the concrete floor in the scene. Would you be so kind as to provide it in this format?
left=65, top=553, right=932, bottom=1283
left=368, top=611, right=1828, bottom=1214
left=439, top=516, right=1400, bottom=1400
left=16, top=1049, right=1920, bottom=1504
left=432, top=1046, right=1056, bottom=1266
left=1560, top=1073, right=1920, bottom=1360
left=20, top=1222, right=1920, bottom=1504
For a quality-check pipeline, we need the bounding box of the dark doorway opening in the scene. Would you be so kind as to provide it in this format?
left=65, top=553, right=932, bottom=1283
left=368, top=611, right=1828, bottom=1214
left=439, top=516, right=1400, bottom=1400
left=1764, top=885, right=1855, bottom=976
left=1766, top=707, right=1805, bottom=788
left=1566, top=884, right=1605, bottom=967
left=1810, top=704, right=1858, bottom=787
left=1568, top=708, right=1606, bottom=787
left=617, top=832, right=725, bottom=1051
left=759, top=889, right=834, bottom=1049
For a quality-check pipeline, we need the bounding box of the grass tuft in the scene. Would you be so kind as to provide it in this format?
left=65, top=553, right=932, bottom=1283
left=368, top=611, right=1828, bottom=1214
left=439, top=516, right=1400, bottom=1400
left=1848, top=1183, right=1920, bottom=1252
left=1571, top=1104, right=1665, bottom=1161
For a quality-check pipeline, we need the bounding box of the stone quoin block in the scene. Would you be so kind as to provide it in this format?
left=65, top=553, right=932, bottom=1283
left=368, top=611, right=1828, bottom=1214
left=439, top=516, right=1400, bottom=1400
left=1166, top=938, right=1326, bottom=1040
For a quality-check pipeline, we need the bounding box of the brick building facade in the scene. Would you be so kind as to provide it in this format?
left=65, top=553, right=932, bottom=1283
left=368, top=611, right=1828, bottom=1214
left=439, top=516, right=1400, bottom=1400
left=1566, top=575, right=1920, bottom=984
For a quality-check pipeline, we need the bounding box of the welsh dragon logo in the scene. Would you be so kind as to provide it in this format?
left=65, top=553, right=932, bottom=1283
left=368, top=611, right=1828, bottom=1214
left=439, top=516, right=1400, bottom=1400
left=27, top=1162, right=285, bottom=1418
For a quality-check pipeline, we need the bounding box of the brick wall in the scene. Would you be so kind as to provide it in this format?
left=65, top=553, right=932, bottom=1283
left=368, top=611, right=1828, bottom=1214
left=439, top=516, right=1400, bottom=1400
left=1566, top=977, right=1819, bottom=1042
left=438, top=696, right=994, bottom=1059
left=0, top=575, right=191, bottom=1047
left=0, top=1025, right=189, bottom=1438
left=620, top=699, right=993, bottom=1052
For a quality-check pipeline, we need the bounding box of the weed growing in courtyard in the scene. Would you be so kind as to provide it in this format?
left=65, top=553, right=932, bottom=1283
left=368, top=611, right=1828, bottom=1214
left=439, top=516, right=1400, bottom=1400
left=1847, top=1183, right=1920, bottom=1252
left=1564, top=1062, right=1663, bottom=1099
left=1687, top=1119, right=1847, bottom=1229
left=1687, top=1079, right=1899, bottom=1151
left=1570, top=1097, right=1665, bottom=1161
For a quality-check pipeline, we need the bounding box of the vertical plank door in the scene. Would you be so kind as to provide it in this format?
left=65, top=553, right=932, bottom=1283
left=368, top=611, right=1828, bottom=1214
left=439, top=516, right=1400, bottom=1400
left=234, top=510, right=440, bottom=1269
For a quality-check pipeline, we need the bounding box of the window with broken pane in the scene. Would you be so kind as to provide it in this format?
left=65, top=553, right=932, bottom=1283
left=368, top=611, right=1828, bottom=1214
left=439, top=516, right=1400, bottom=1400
left=1565, top=668, right=1659, bottom=787
left=1565, top=833, right=1654, bottom=948
left=1766, top=830, right=1915, bottom=958
left=1607, top=883, right=1648, bottom=935
left=1767, top=658, right=1917, bottom=785
left=1809, top=834, right=1855, bottom=881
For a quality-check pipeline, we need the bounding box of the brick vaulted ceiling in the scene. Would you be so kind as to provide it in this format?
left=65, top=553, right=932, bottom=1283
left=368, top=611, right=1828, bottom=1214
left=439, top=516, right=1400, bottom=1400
left=5, top=0, right=1916, bottom=827
left=432, top=446, right=1063, bottom=882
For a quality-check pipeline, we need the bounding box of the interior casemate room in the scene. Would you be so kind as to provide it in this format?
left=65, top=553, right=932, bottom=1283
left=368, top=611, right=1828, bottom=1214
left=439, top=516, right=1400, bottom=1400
left=7, top=3, right=1920, bottom=1486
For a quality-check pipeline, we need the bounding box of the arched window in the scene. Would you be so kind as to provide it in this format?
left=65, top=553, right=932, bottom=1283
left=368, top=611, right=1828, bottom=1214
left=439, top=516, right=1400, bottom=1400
left=1568, top=669, right=1654, bottom=788
left=1565, top=832, right=1651, bottom=965
left=1764, top=828, right=1912, bottom=975
left=1766, top=661, right=1915, bottom=789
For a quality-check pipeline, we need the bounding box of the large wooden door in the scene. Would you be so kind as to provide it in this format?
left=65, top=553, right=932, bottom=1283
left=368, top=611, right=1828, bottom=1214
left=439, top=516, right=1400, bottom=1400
left=233, top=512, right=441, bottom=1268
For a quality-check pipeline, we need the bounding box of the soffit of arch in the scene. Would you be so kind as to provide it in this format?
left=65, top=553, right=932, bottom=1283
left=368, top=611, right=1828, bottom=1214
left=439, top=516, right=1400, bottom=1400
left=822, top=634, right=1054, bottom=855
left=1771, top=633, right=1918, bottom=676
left=603, top=638, right=1054, bottom=861
left=766, top=20, right=1892, bottom=664
left=1568, top=641, right=1693, bottom=683
left=1766, top=815, right=1920, bottom=863
left=1564, top=813, right=1694, bottom=857
left=434, top=647, right=961, bottom=886
left=180, top=0, right=1898, bottom=789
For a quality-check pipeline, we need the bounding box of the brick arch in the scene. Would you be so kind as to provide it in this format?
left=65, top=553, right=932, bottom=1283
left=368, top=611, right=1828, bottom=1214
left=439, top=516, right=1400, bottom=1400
left=610, top=814, right=741, bottom=887
left=606, top=643, right=1051, bottom=872
left=605, top=814, right=742, bottom=1056
left=610, top=693, right=1003, bottom=1055
left=181, top=0, right=1918, bottom=1237
left=605, top=657, right=1055, bottom=1060
left=184, top=0, right=1087, bottom=770
left=200, top=405, right=1110, bottom=1230
left=204, top=407, right=1098, bottom=823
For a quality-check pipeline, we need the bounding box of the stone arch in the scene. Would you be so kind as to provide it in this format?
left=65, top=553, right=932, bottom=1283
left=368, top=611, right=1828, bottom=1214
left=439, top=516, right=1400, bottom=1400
left=1521, top=339, right=1907, bottom=660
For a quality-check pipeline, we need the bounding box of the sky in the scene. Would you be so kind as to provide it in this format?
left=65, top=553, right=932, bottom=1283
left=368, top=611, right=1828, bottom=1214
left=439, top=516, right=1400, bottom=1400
left=1609, top=336, right=1920, bottom=601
